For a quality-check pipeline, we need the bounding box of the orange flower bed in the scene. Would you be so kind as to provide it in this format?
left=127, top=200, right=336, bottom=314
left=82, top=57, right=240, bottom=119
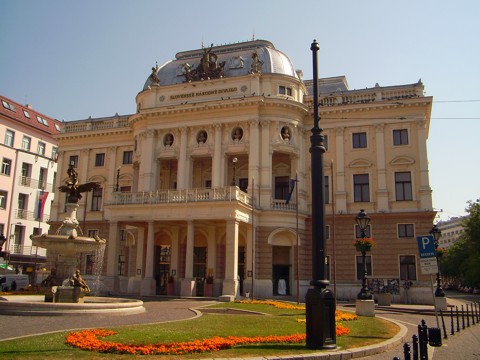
left=66, top=329, right=306, bottom=355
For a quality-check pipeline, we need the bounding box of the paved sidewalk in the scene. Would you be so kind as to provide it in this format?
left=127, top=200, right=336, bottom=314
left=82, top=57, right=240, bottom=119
left=0, top=295, right=479, bottom=359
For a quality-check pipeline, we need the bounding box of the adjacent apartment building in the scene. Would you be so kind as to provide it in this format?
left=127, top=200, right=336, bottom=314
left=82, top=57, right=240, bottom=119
left=0, top=95, right=61, bottom=278
left=48, top=39, right=437, bottom=302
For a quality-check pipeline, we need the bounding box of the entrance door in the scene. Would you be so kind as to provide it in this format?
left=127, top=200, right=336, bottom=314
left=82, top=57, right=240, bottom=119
left=272, top=246, right=291, bottom=295
left=154, top=246, right=170, bottom=295
left=193, top=247, right=206, bottom=296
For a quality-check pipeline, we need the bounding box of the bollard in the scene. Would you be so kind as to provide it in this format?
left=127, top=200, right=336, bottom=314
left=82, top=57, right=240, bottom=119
left=456, top=306, right=460, bottom=332
left=476, top=302, right=480, bottom=322
left=450, top=307, right=455, bottom=335
left=471, top=303, right=475, bottom=325
left=418, top=321, right=428, bottom=360
left=466, top=304, right=470, bottom=327
left=440, top=309, right=447, bottom=339
left=428, top=327, right=442, bottom=347
left=462, top=305, right=465, bottom=329
left=403, top=342, right=411, bottom=360
left=412, top=334, right=419, bottom=360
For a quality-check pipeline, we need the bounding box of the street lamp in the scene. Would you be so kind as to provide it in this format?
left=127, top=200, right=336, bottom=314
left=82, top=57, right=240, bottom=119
left=305, top=39, right=336, bottom=350
left=232, top=157, right=238, bottom=186
left=429, top=224, right=445, bottom=297
left=355, top=209, right=372, bottom=300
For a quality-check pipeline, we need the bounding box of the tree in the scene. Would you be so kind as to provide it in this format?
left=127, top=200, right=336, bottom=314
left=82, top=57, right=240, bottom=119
left=441, top=199, right=480, bottom=288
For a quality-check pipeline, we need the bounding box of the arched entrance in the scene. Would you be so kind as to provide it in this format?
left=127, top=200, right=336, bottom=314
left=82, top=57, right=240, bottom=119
left=154, top=230, right=172, bottom=295
left=268, top=228, right=297, bottom=296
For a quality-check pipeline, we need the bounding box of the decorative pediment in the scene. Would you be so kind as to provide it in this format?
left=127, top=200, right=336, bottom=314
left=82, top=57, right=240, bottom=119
left=348, top=158, right=372, bottom=168
left=390, top=156, right=415, bottom=166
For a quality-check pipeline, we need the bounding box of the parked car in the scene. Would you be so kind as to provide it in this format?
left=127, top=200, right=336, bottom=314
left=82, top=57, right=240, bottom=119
left=0, top=274, right=29, bottom=291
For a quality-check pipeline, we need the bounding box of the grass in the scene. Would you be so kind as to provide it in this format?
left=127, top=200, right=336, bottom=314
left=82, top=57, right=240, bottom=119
left=0, top=301, right=399, bottom=360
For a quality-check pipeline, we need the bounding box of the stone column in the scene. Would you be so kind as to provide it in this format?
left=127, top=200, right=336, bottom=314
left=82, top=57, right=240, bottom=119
left=177, top=127, right=188, bottom=189
left=375, top=123, right=389, bottom=211
left=105, top=221, right=119, bottom=292
left=417, top=119, right=432, bottom=209
left=139, top=130, right=156, bottom=191
left=221, top=219, right=239, bottom=301
left=334, top=127, right=347, bottom=213
left=128, top=227, right=144, bottom=294
left=212, top=124, right=222, bottom=187
left=259, top=120, right=271, bottom=207
left=181, top=220, right=195, bottom=296
left=140, top=221, right=156, bottom=295
left=248, top=119, right=260, bottom=193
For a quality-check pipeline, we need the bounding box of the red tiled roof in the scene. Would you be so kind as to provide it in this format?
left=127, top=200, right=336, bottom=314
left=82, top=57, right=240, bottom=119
left=0, top=95, right=62, bottom=135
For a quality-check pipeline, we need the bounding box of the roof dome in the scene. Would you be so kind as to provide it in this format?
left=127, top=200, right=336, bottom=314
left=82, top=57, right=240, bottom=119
left=143, top=40, right=298, bottom=90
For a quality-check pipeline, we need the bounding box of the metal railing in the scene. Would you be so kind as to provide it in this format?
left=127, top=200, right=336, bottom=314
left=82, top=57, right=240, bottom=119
left=8, top=244, right=47, bottom=257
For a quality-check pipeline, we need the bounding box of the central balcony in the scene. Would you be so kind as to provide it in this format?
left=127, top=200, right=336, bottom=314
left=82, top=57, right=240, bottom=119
left=109, top=186, right=252, bottom=206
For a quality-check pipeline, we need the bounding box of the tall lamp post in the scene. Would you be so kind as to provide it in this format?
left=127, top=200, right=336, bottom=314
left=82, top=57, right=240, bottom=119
left=232, top=157, right=238, bottom=186
left=305, top=39, right=336, bottom=350
left=429, top=224, right=445, bottom=297
left=355, top=209, right=373, bottom=300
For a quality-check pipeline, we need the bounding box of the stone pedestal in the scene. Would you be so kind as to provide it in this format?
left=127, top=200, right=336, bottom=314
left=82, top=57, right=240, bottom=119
left=52, top=286, right=85, bottom=303
left=376, top=293, right=392, bottom=306
left=355, top=299, right=375, bottom=317
left=219, top=295, right=235, bottom=302
left=434, top=296, right=447, bottom=311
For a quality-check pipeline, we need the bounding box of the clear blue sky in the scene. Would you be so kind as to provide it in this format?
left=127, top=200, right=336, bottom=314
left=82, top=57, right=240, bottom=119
left=1, top=0, right=478, bottom=221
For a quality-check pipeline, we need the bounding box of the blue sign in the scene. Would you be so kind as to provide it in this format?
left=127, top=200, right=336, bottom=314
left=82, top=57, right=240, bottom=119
left=416, top=235, right=436, bottom=258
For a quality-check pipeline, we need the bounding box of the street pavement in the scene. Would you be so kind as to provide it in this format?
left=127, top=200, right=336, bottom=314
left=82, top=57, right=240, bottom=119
left=0, top=292, right=479, bottom=359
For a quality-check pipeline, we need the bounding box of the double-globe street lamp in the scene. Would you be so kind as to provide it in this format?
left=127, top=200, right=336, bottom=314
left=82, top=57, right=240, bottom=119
left=355, top=209, right=373, bottom=300
left=429, top=224, right=445, bottom=297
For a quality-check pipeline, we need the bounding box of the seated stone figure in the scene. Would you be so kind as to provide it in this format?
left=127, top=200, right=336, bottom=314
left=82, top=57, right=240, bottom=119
left=72, top=269, right=90, bottom=293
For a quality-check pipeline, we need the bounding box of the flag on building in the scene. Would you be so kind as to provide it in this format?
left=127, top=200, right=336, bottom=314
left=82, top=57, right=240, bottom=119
left=285, top=179, right=296, bottom=204
left=37, top=190, right=49, bottom=220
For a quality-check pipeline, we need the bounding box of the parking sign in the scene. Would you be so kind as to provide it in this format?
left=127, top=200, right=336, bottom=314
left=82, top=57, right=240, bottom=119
left=416, top=235, right=438, bottom=274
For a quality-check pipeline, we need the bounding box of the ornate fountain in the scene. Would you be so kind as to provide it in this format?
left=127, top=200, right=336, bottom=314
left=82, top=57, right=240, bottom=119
left=31, top=164, right=106, bottom=303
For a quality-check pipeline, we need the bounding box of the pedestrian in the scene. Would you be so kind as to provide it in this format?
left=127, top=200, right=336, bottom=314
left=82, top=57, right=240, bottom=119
left=403, top=279, right=413, bottom=304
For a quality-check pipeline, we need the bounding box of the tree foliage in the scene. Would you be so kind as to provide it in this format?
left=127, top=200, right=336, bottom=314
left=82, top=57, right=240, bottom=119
left=441, top=199, right=480, bottom=288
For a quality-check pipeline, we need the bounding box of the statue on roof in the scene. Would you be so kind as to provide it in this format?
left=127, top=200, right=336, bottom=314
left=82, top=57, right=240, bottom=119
left=59, top=163, right=100, bottom=204
left=250, top=52, right=263, bottom=74
left=183, top=43, right=225, bottom=82
left=149, top=63, right=160, bottom=86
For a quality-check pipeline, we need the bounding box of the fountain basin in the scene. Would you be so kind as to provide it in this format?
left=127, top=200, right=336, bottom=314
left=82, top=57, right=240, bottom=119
left=32, top=234, right=105, bottom=255
left=0, top=295, right=145, bottom=316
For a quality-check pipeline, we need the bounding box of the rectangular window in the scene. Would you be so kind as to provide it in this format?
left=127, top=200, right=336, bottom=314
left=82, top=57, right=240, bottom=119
left=119, top=186, right=131, bottom=192
left=356, top=255, right=372, bottom=280
left=275, top=176, right=290, bottom=200
left=69, top=155, right=79, bottom=168
left=37, top=141, right=46, bottom=156
left=278, top=86, right=292, bottom=96
left=400, top=255, right=417, bottom=280
left=0, top=190, right=7, bottom=209
left=324, top=175, right=330, bottom=204
left=23, top=109, right=31, bottom=118
left=38, top=167, right=47, bottom=189
left=4, top=129, right=14, bottom=147
left=325, top=225, right=330, bottom=240
left=352, top=132, right=367, bottom=148
left=355, top=224, right=371, bottom=238
left=395, top=172, right=413, bottom=201
left=398, top=224, right=414, bottom=238
left=95, top=153, right=105, bottom=167
left=91, top=187, right=103, bottom=211
left=87, top=229, right=99, bottom=238
left=323, top=134, right=328, bottom=151
left=85, top=254, right=96, bottom=275
left=22, top=136, right=31, bottom=151
left=1, top=158, right=12, bottom=176
left=51, top=147, right=58, bottom=160
left=36, top=115, right=49, bottom=126
left=393, top=129, right=409, bottom=145
left=353, top=174, right=370, bottom=202
left=325, top=255, right=331, bottom=280
left=122, top=151, right=133, bottom=164
left=21, top=163, right=31, bottom=185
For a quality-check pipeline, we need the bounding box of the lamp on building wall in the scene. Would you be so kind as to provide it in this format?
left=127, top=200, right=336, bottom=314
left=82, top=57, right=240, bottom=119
left=355, top=209, right=373, bottom=300
left=115, top=167, right=121, bottom=192
left=232, top=157, right=238, bottom=186
left=429, top=224, right=445, bottom=297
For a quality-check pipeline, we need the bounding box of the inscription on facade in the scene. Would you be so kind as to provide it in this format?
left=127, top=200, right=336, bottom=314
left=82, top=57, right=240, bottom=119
left=170, top=87, right=238, bottom=100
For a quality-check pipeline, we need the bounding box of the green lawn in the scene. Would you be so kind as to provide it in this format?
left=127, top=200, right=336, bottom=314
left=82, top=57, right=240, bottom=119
left=0, top=302, right=398, bottom=360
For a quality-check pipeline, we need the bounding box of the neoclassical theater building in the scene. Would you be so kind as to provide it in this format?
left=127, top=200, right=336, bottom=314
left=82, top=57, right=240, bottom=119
left=49, top=39, right=436, bottom=302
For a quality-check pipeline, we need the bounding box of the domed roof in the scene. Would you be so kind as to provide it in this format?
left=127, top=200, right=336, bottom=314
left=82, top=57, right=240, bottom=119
left=143, top=40, right=298, bottom=90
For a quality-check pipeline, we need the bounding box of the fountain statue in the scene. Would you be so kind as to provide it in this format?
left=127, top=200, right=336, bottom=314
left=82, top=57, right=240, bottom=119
left=31, top=163, right=106, bottom=303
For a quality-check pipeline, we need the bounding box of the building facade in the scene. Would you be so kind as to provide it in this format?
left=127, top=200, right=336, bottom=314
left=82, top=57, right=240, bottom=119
left=437, top=217, right=466, bottom=249
left=0, top=95, right=61, bottom=278
left=49, top=40, right=436, bottom=302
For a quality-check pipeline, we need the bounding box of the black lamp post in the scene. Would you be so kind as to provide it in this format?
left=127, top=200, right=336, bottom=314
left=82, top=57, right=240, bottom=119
left=0, top=233, right=6, bottom=259
left=429, top=224, right=445, bottom=297
left=115, top=167, right=121, bottom=192
left=355, top=209, right=372, bottom=300
left=232, top=157, right=238, bottom=186
left=305, top=39, right=336, bottom=350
